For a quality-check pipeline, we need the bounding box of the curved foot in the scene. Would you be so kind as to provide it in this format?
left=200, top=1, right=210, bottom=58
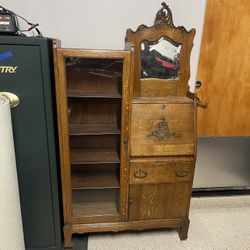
left=64, top=224, right=73, bottom=248
left=177, top=218, right=190, bottom=240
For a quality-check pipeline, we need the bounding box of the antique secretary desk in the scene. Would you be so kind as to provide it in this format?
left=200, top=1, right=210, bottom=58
left=54, top=3, right=196, bottom=247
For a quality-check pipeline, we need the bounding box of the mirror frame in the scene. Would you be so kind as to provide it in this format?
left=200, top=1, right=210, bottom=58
left=125, top=2, right=196, bottom=97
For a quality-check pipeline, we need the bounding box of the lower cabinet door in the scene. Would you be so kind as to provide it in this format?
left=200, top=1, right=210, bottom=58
left=129, top=182, right=191, bottom=221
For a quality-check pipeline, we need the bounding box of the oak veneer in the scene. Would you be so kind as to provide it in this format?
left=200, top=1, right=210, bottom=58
left=72, top=189, right=119, bottom=217
left=67, top=90, right=122, bottom=99
left=130, top=157, right=194, bottom=184
left=71, top=169, right=119, bottom=189
left=69, top=123, right=120, bottom=136
left=129, top=182, right=191, bottom=221
left=70, top=148, right=120, bottom=165
left=131, top=102, right=195, bottom=156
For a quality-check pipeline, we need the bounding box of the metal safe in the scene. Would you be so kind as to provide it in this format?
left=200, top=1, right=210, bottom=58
left=0, top=36, right=62, bottom=250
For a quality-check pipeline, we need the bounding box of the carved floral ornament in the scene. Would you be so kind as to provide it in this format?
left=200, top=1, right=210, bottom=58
left=151, top=116, right=179, bottom=141
left=128, top=2, right=188, bottom=33
left=154, top=2, right=174, bottom=29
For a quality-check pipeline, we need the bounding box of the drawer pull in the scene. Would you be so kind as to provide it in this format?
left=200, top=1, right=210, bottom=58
left=175, top=169, right=188, bottom=177
left=134, top=169, right=147, bottom=178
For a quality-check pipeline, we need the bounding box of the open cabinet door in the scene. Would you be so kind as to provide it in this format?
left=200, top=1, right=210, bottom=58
left=194, top=0, right=250, bottom=189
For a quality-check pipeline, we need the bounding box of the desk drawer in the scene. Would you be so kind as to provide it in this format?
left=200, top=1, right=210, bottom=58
left=130, top=157, right=194, bottom=184
left=131, top=103, right=195, bottom=156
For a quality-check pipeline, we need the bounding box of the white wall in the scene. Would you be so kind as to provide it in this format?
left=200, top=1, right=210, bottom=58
left=1, top=0, right=207, bottom=91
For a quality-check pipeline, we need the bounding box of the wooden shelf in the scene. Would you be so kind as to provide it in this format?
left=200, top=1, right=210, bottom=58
left=71, top=148, right=120, bottom=164
left=72, top=189, right=119, bottom=216
left=69, top=124, right=120, bottom=135
left=72, top=170, right=119, bottom=189
left=68, top=90, right=121, bottom=99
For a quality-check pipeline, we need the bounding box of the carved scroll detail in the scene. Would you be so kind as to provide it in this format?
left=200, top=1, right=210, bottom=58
left=154, top=2, right=174, bottom=29
left=151, top=116, right=177, bottom=141
left=126, top=2, right=190, bottom=35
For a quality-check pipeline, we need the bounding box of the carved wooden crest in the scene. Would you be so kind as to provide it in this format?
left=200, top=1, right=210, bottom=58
left=154, top=2, right=174, bottom=29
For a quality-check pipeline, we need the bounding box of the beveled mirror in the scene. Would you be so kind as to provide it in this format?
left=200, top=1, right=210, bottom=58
left=141, top=37, right=182, bottom=80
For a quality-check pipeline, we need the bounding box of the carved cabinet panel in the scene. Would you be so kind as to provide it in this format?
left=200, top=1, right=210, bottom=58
left=131, top=100, right=195, bottom=156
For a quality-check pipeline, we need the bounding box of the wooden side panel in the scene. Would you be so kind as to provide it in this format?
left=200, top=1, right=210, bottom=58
left=119, top=52, right=131, bottom=220
left=197, top=0, right=250, bottom=136
left=129, top=182, right=191, bottom=221
left=54, top=49, right=73, bottom=225
left=131, top=103, right=194, bottom=156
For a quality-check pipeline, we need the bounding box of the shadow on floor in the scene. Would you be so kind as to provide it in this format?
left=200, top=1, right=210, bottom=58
left=63, top=234, right=88, bottom=250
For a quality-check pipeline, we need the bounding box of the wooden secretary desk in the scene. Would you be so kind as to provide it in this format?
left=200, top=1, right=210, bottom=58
left=54, top=3, right=196, bottom=248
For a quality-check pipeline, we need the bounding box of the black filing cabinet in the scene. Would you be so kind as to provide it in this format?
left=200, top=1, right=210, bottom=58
left=0, top=36, right=62, bottom=250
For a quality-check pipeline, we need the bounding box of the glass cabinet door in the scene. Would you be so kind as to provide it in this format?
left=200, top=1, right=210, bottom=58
left=64, top=55, right=125, bottom=221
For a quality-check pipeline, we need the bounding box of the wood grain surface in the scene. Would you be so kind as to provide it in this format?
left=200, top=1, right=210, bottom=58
left=131, top=103, right=195, bottom=156
left=71, top=170, right=119, bottom=189
left=197, top=0, right=250, bottom=136
left=130, top=158, right=194, bottom=184
left=129, top=182, right=191, bottom=221
left=69, top=123, right=120, bottom=135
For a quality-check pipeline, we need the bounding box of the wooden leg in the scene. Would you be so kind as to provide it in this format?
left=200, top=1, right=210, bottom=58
left=64, top=224, right=73, bottom=248
left=177, top=218, right=190, bottom=240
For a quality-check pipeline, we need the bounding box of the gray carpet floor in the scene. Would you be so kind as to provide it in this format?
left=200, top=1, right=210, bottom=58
left=87, top=195, right=250, bottom=250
